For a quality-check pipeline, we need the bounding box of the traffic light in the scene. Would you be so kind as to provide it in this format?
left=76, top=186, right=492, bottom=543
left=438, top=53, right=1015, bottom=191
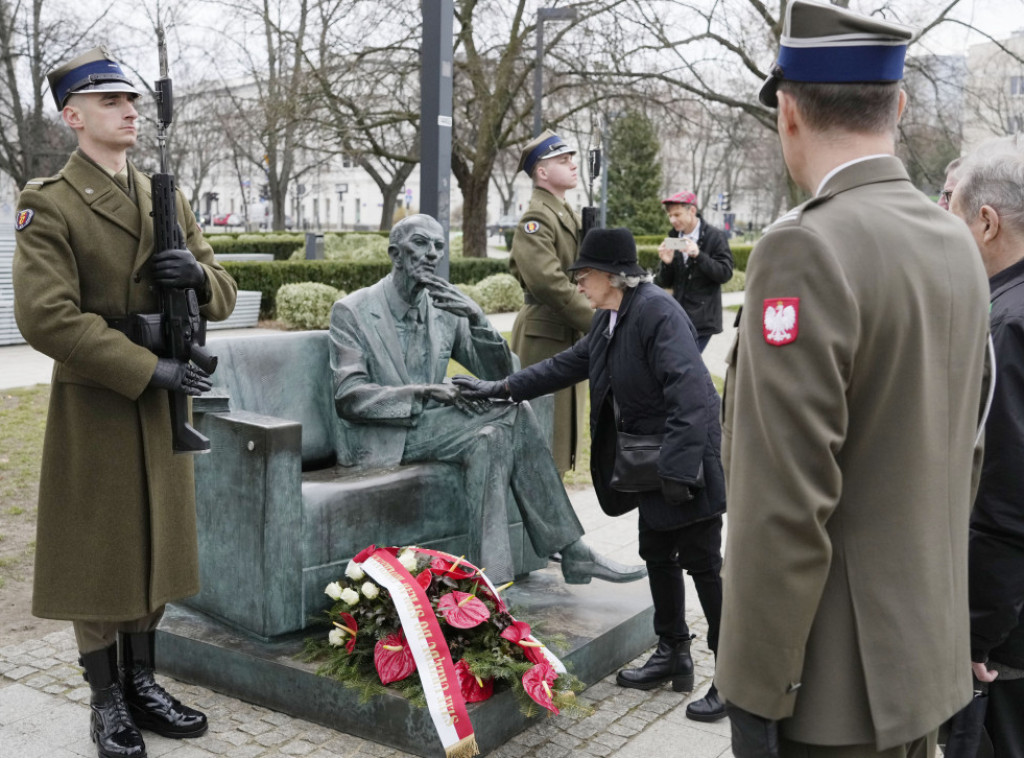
left=721, top=191, right=731, bottom=211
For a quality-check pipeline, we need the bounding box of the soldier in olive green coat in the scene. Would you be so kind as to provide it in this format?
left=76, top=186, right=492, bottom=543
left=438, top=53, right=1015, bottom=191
left=509, top=131, right=592, bottom=474
left=717, top=5, right=989, bottom=757
left=13, top=47, right=236, bottom=758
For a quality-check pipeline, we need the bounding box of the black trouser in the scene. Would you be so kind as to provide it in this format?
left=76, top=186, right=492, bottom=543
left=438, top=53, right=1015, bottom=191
left=987, top=675, right=1024, bottom=758
left=638, top=514, right=723, bottom=651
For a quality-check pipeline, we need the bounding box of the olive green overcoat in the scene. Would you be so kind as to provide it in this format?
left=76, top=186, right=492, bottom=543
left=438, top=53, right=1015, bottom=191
left=717, top=157, right=989, bottom=750
left=509, top=187, right=592, bottom=473
left=13, top=151, right=237, bottom=621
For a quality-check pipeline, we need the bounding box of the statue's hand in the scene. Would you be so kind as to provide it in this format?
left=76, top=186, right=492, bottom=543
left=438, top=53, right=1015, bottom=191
left=422, top=274, right=485, bottom=321
left=422, top=383, right=490, bottom=415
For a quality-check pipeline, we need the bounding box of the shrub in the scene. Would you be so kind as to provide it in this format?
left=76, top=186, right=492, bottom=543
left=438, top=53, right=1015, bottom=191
left=456, top=283, right=481, bottom=304
left=473, top=273, right=524, bottom=313
left=723, top=269, right=746, bottom=293
left=303, top=233, right=390, bottom=262
left=208, top=233, right=304, bottom=260
left=275, top=282, right=344, bottom=330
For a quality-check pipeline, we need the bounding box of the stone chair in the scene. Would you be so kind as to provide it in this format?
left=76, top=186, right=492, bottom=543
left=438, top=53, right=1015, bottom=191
left=184, top=330, right=551, bottom=640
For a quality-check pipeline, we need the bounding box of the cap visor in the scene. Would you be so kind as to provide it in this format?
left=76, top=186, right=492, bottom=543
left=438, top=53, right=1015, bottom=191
left=758, top=74, right=779, bottom=108
left=72, top=81, right=142, bottom=99
left=540, top=144, right=576, bottom=161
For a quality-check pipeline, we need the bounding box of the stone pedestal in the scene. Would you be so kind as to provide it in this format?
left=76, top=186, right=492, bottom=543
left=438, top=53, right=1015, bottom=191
left=157, top=567, right=655, bottom=757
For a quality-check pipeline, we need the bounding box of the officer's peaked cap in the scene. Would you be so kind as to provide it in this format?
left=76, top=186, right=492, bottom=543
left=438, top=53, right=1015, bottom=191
left=518, top=130, right=576, bottom=176
left=47, top=46, right=141, bottom=110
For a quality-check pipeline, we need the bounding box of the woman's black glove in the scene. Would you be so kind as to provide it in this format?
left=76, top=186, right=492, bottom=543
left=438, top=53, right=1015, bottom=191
left=661, top=478, right=696, bottom=504
left=149, top=358, right=212, bottom=396
left=451, top=375, right=510, bottom=400
left=726, top=703, right=779, bottom=758
left=151, top=248, right=206, bottom=289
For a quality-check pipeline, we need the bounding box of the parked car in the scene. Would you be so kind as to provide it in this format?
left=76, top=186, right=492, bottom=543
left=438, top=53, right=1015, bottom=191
left=212, top=213, right=241, bottom=227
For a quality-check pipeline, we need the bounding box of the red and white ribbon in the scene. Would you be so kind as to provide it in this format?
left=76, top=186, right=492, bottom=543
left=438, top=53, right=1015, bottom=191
left=358, top=549, right=479, bottom=758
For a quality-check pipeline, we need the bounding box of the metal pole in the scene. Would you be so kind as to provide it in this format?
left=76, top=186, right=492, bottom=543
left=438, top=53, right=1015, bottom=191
left=600, top=116, right=610, bottom=227
left=421, top=0, right=454, bottom=278
left=533, top=21, right=545, bottom=137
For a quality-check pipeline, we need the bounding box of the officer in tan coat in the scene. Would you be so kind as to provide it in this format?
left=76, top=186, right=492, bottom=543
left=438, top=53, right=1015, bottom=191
left=509, top=130, right=592, bottom=474
left=716, top=3, right=990, bottom=756
left=12, top=47, right=236, bottom=758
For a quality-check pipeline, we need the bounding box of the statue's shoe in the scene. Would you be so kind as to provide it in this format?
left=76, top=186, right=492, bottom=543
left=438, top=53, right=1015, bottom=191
left=559, top=541, right=647, bottom=584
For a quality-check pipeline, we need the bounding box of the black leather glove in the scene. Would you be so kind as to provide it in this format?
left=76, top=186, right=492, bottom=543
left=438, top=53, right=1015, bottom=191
left=451, top=375, right=509, bottom=400
left=726, top=703, right=779, bottom=758
left=149, top=358, right=212, bottom=396
left=661, top=478, right=696, bottom=505
left=151, top=248, right=206, bottom=289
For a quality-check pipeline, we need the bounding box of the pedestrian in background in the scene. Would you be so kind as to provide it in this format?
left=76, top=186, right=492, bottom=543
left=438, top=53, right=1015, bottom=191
left=716, top=2, right=990, bottom=756
left=508, top=130, right=592, bottom=475
left=653, top=191, right=733, bottom=352
left=12, top=46, right=237, bottom=758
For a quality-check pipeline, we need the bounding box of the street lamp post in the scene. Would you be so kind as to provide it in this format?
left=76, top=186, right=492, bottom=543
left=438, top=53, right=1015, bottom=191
left=533, top=7, right=577, bottom=137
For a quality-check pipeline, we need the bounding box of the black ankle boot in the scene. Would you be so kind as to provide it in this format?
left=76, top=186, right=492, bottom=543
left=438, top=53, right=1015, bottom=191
left=118, top=632, right=208, bottom=738
left=616, top=637, right=694, bottom=692
left=686, top=682, right=727, bottom=722
left=80, top=645, right=147, bottom=758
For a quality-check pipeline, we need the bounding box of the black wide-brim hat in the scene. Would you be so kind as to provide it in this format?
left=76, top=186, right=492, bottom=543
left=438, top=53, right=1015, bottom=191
left=567, top=227, right=645, bottom=278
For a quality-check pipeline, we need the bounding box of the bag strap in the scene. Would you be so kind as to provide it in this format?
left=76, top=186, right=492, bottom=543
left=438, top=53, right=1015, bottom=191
left=612, top=396, right=623, bottom=432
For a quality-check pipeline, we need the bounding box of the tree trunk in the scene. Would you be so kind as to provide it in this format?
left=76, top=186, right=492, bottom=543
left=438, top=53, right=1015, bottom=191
left=460, top=169, right=491, bottom=258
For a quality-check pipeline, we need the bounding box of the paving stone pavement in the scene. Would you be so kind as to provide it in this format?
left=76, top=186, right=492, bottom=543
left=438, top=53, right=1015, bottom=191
left=0, top=485, right=733, bottom=758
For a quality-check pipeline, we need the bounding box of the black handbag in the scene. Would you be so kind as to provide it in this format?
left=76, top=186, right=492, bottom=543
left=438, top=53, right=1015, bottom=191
left=609, top=398, right=664, bottom=493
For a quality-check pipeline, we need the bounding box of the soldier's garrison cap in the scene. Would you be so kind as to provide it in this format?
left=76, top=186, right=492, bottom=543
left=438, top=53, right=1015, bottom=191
left=759, top=0, right=914, bottom=108
left=518, top=130, right=576, bottom=176
left=47, top=46, right=141, bottom=110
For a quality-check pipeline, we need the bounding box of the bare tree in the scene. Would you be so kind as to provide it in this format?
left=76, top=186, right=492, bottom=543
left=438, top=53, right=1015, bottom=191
left=0, top=0, right=117, bottom=187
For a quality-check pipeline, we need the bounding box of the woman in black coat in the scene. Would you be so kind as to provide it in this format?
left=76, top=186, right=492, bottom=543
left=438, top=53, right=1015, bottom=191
left=454, top=228, right=727, bottom=722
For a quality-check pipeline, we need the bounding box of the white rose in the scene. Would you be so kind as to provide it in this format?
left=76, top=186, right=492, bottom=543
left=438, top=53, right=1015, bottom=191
left=325, top=581, right=344, bottom=601
left=398, top=550, right=418, bottom=572
left=340, top=588, right=360, bottom=606
left=328, top=628, right=346, bottom=647
left=345, top=561, right=365, bottom=581
left=361, top=582, right=380, bottom=600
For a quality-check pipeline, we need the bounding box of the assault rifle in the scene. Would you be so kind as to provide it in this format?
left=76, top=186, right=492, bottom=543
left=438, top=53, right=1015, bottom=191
left=153, top=25, right=217, bottom=453
left=581, top=147, right=601, bottom=244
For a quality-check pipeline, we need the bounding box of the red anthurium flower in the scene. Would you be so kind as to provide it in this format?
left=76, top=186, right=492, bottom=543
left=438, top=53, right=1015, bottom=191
left=500, top=620, right=547, bottom=664
left=334, top=612, right=359, bottom=654
left=430, top=555, right=476, bottom=580
left=522, top=662, right=559, bottom=714
left=454, top=659, right=493, bottom=703
left=374, top=631, right=416, bottom=685
left=415, top=569, right=434, bottom=590
left=437, top=591, right=490, bottom=629
left=353, top=544, right=377, bottom=563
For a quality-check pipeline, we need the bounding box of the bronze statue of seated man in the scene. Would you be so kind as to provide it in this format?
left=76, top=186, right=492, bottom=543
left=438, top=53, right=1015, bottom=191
left=328, top=213, right=645, bottom=585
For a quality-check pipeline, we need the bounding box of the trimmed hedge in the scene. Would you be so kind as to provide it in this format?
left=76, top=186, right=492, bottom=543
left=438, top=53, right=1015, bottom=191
left=207, top=230, right=390, bottom=261
left=223, top=258, right=510, bottom=319
left=276, top=282, right=344, bottom=330
left=636, top=243, right=753, bottom=273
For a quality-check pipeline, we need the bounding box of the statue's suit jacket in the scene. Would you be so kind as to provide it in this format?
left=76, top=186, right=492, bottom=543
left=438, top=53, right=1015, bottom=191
left=329, top=275, right=513, bottom=469
left=718, top=156, right=990, bottom=750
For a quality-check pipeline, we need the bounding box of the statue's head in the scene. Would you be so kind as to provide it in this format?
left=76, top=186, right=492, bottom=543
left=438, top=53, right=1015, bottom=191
left=388, top=214, right=446, bottom=288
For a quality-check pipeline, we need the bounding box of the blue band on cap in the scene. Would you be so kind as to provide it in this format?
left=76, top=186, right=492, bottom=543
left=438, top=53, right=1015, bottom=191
left=55, top=59, right=132, bottom=107
left=777, top=42, right=907, bottom=84
left=524, top=135, right=562, bottom=176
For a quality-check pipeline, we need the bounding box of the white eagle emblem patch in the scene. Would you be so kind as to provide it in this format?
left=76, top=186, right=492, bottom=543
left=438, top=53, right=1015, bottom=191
left=763, top=298, right=799, bottom=346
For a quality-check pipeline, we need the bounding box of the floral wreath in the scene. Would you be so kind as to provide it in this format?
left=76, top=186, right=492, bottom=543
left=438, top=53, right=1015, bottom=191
left=304, top=545, right=588, bottom=758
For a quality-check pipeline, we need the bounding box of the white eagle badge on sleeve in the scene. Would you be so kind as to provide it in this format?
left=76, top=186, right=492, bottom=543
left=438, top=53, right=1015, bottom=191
left=763, top=298, right=799, bottom=346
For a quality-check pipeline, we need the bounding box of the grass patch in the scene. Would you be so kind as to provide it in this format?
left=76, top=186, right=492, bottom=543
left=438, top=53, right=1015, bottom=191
left=6, top=506, right=24, bottom=516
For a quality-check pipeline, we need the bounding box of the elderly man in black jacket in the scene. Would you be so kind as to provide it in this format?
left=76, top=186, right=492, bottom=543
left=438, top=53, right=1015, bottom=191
left=654, top=191, right=733, bottom=352
left=950, top=138, right=1024, bottom=756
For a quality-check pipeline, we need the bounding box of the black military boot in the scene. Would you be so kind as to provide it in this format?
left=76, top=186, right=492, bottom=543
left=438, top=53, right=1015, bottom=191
left=686, top=682, right=727, bottom=721
left=616, top=637, right=694, bottom=692
left=118, top=632, right=208, bottom=738
left=79, top=645, right=147, bottom=758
